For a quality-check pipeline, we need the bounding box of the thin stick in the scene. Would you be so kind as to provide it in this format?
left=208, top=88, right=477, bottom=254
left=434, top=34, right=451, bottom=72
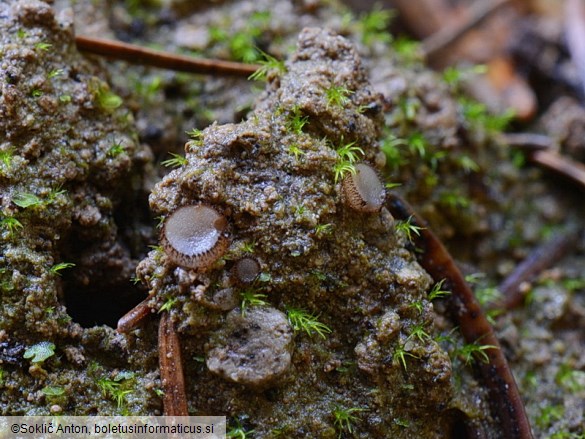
left=75, top=35, right=259, bottom=77
left=499, top=132, right=555, bottom=152
left=159, top=312, right=189, bottom=416
left=385, top=193, right=533, bottom=439
left=498, top=229, right=579, bottom=310
left=529, top=150, right=585, bottom=191
left=422, top=0, right=511, bottom=58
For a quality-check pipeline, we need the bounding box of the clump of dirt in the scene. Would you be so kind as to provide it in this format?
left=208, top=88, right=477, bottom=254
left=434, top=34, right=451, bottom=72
left=0, top=0, right=158, bottom=415
left=5, top=0, right=584, bottom=437
left=136, top=27, right=474, bottom=438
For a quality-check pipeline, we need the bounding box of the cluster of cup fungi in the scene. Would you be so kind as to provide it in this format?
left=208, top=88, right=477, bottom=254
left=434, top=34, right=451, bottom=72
left=159, top=162, right=385, bottom=276
left=122, top=148, right=531, bottom=437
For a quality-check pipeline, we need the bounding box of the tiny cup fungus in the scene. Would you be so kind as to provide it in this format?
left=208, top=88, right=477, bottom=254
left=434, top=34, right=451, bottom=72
left=232, top=257, right=261, bottom=285
left=161, top=204, right=230, bottom=270
left=342, top=163, right=385, bottom=213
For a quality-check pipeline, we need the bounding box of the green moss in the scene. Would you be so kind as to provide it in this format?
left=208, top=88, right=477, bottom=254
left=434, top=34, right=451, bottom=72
left=535, top=404, right=564, bottom=429
left=456, top=341, right=498, bottom=366
left=49, top=262, right=75, bottom=276
left=1, top=216, right=23, bottom=237
left=34, top=42, right=52, bottom=51
left=332, top=406, right=365, bottom=437
left=333, top=140, right=364, bottom=182
left=325, top=85, right=353, bottom=109
left=227, top=419, right=255, bottom=438
left=161, top=152, right=188, bottom=168
left=428, top=280, right=450, bottom=301
left=286, top=307, right=332, bottom=339
left=392, top=343, right=418, bottom=371
left=287, top=143, right=304, bottom=160
left=394, top=216, right=423, bottom=243
left=158, top=296, right=179, bottom=313
left=556, top=364, right=585, bottom=393
left=240, top=289, right=268, bottom=316
left=107, top=140, right=125, bottom=158
left=249, top=51, right=286, bottom=82
left=458, top=97, right=514, bottom=133
left=286, top=106, right=309, bottom=135
left=0, top=146, right=15, bottom=167
left=357, top=7, right=394, bottom=45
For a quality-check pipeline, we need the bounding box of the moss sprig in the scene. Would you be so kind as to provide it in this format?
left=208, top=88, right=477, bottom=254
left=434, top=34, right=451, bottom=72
left=333, top=406, right=365, bottom=438
left=248, top=50, right=286, bottom=81
left=333, top=141, right=364, bottom=182
left=286, top=307, right=332, bottom=339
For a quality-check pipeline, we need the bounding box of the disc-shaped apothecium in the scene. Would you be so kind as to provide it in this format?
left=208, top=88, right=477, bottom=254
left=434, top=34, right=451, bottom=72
left=161, top=205, right=229, bottom=270
left=232, top=257, right=261, bottom=285
left=342, top=163, right=385, bottom=213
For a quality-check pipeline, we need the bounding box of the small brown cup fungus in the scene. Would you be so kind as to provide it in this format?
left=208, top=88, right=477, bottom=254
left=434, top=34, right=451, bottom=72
left=161, top=205, right=230, bottom=271
left=342, top=163, right=385, bottom=213
left=232, top=257, right=261, bottom=285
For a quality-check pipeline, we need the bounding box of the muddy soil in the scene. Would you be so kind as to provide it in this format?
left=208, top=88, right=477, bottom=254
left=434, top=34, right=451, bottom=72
left=1, top=0, right=584, bottom=437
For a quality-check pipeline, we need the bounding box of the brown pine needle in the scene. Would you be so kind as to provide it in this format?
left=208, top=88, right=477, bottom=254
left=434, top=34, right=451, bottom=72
left=499, top=132, right=555, bottom=152
left=422, top=0, right=511, bottom=58
left=159, top=312, right=188, bottom=416
left=529, top=149, right=585, bottom=191
left=385, top=193, right=534, bottom=439
left=498, top=228, right=579, bottom=310
left=75, top=35, right=259, bottom=77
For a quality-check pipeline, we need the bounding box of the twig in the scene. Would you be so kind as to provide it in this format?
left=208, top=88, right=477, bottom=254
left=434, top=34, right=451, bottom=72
left=502, top=135, right=585, bottom=190
left=159, top=312, right=188, bottom=416
left=422, top=0, right=512, bottom=59
left=385, top=193, right=533, bottom=439
left=497, top=228, right=580, bottom=310
left=499, top=132, right=555, bottom=152
left=75, top=35, right=259, bottom=77
left=529, top=150, right=585, bottom=191
left=565, top=0, right=585, bottom=98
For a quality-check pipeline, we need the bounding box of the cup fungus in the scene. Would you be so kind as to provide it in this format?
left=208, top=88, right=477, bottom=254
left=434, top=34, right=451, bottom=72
left=232, top=257, right=261, bottom=285
left=342, top=163, right=385, bottom=213
left=161, top=205, right=230, bottom=270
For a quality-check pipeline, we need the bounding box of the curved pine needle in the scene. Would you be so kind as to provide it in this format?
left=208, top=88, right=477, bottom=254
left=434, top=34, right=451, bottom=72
left=385, top=193, right=533, bottom=439
left=422, top=0, right=511, bottom=58
left=499, top=132, right=555, bottom=151
left=529, top=150, right=585, bottom=191
left=498, top=228, right=579, bottom=310
left=75, top=35, right=259, bottom=77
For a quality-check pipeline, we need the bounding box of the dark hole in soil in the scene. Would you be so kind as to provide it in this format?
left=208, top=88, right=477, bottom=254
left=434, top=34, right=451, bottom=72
left=60, top=189, right=154, bottom=328
left=64, top=284, right=146, bottom=328
left=450, top=413, right=474, bottom=439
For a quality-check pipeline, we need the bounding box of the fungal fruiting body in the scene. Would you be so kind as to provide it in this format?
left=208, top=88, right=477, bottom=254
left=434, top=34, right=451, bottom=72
left=232, top=257, right=261, bottom=285
left=342, top=163, right=385, bottom=213
left=161, top=205, right=229, bottom=270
